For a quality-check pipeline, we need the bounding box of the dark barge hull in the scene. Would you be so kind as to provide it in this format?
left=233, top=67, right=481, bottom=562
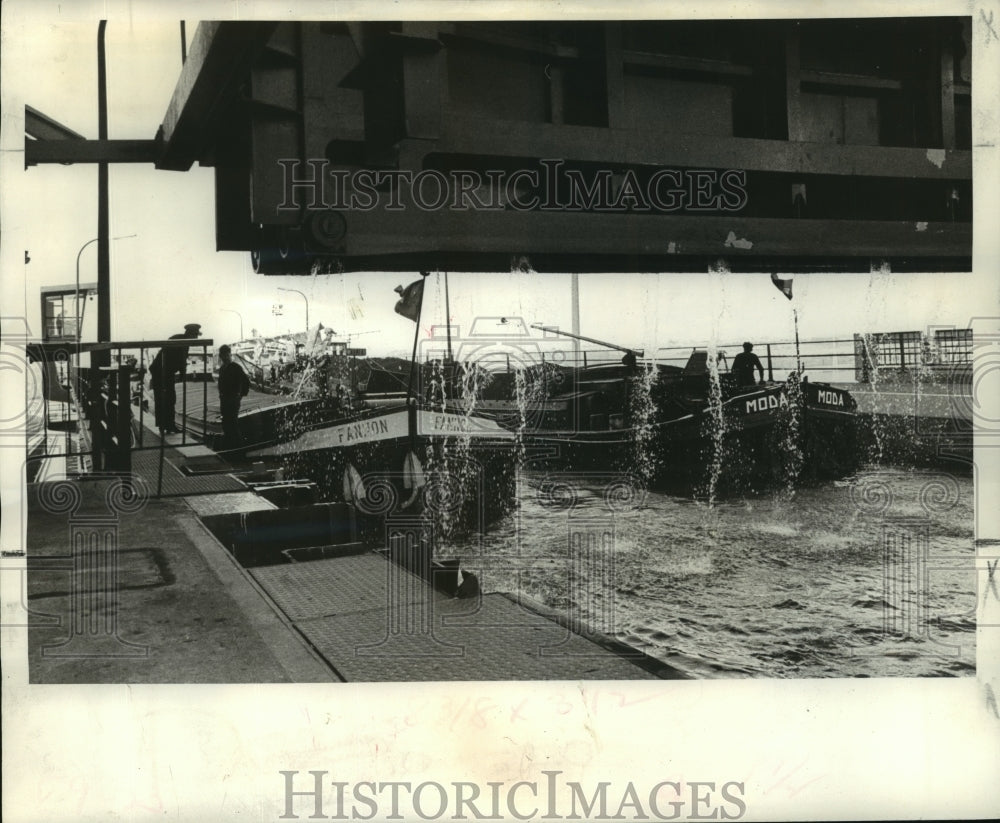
left=174, top=386, right=341, bottom=453
left=519, top=381, right=858, bottom=496
left=245, top=406, right=518, bottom=530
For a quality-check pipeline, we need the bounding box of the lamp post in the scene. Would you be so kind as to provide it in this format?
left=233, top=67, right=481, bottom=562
left=278, top=287, right=309, bottom=332
left=73, top=233, right=135, bottom=433
left=220, top=309, right=244, bottom=341
left=75, top=233, right=136, bottom=343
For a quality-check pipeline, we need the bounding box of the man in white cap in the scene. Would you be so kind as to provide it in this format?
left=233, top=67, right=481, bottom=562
left=149, top=323, right=202, bottom=432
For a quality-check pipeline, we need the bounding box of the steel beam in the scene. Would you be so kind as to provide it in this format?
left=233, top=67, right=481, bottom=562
left=333, top=209, right=970, bottom=260
left=247, top=206, right=970, bottom=273
left=158, top=21, right=277, bottom=171
left=25, top=139, right=160, bottom=166
left=24, top=105, right=87, bottom=141
left=396, top=114, right=971, bottom=181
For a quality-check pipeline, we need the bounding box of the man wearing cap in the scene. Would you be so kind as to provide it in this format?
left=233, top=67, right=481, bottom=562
left=731, top=341, right=764, bottom=388
left=149, top=323, right=202, bottom=432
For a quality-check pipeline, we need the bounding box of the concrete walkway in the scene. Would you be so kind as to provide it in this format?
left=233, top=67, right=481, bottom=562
left=250, top=555, right=671, bottom=681
left=25, top=480, right=336, bottom=683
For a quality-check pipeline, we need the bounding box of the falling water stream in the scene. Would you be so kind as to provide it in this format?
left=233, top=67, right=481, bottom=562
left=861, top=332, right=886, bottom=464
left=702, top=344, right=728, bottom=506
left=513, top=366, right=531, bottom=468
left=630, top=360, right=661, bottom=486
left=776, top=371, right=805, bottom=496
left=423, top=360, right=464, bottom=538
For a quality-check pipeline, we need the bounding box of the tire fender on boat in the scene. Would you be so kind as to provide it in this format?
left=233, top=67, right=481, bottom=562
left=401, top=451, right=425, bottom=509
left=342, top=463, right=366, bottom=504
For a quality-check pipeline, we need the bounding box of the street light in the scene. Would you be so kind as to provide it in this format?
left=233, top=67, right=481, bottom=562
left=277, top=287, right=309, bottom=332
left=75, top=233, right=136, bottom=343
left=73, top=233, right=135, bottom=421
left=220, top=309, right=244, bottom=341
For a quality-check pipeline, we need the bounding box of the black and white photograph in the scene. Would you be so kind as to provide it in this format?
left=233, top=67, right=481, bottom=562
left=2, top=1, right=999, bottom=820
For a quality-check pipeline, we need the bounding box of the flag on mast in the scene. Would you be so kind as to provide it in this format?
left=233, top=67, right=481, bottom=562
left=771, top=272, right=793, bottom=300
left=394, top=277, right=425, bottom=322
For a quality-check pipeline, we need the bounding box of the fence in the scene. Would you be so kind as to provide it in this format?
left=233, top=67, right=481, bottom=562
left=414, top=328, right=972, bottom=386
left=655, top=330, right=972, bottom=385
left=852, top=329, right=973, bottom=383
left=27, top=338, right=215, bottom=484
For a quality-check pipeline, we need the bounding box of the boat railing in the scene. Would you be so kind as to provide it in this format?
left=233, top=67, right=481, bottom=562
left=655, top=330, right=972, bottom=385
left=405, top=328, right=972, bottom=395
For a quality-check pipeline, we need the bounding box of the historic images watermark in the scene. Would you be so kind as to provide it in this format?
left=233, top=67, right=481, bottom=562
left=29, top=474, right=151, bottom=658
left=0, top=315, right=40, bottom=451
left=853, top=319, right=999, bottom=653
left=361, top=314, right=653, bottom=659
left=278, top=159, right=749, bottom=214
left=348, top=460, right=647, bottom=663
left=848, top=479, right=975, bottom=656
left=0, top=317, right=50, bottom=631
left=416, top=316, right=584, bottom=438
left=278, top=770, right=747, bottom=821
left=1, top=315, right=150, bottom=653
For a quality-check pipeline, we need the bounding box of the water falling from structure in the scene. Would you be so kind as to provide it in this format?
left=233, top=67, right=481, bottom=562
left=775, top=371, right=805, bottom=496
left=701, top=342, right=728, bottom=506
left=630, top=358, right=660, bottom=485
left=422, top=360, right=456, bottom=537
left=861, top=332, right=886, bottom=465
left=513, top=366, right=530, bottom=469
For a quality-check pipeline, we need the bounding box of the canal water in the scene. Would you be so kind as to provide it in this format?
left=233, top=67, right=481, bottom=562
left=438, top=466, right=976, bottom=679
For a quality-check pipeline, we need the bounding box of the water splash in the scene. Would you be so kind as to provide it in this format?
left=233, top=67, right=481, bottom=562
left=630, top=358, right=660, bottom=484
left=268, top=346, right=354, bottom=497
left=860, top=332, right=885, bottom=465
left=775, top=371, right=805, bottom=497
left=513, top=366, right=530, bottom=468
left=911, top=332, right=937, bottom=464
left=454, top=361, right=489, bottom=514
left=421, top=359, right=489, bottom=539
left=701, top=343, right=728, bottom=507
left=422, top=359, right=456, bottom=537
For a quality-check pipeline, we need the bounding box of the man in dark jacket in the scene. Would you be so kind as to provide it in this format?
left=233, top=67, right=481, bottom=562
left=149, top=323, right=201, bottom=432
left=731, top=341, right=765, bottom=387
left=217, top=344, right=250, bottom=452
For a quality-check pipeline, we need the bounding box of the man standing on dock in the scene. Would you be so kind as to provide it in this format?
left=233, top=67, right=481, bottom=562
left=217, top=344, right=250, bottom=453
left=732, top=341, right=765, bottom=387
left=149, top=323, right=201, bottom=432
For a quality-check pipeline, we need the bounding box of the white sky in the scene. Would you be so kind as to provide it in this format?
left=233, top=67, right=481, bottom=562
left=2, top=10, right=998, bottom=360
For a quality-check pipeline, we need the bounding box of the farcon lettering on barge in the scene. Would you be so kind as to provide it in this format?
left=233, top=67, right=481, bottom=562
left=336, top=417, right=391, bottom=444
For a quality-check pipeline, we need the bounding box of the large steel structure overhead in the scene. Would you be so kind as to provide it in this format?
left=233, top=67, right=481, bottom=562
left=28, top=18, right=974, bottom=274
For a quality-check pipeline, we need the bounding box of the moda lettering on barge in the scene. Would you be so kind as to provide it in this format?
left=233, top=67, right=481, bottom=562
left=744, top=393, right=789, bottom=414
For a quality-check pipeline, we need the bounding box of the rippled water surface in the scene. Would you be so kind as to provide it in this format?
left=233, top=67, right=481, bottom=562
left=440, top=467, right=976, bottom=678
